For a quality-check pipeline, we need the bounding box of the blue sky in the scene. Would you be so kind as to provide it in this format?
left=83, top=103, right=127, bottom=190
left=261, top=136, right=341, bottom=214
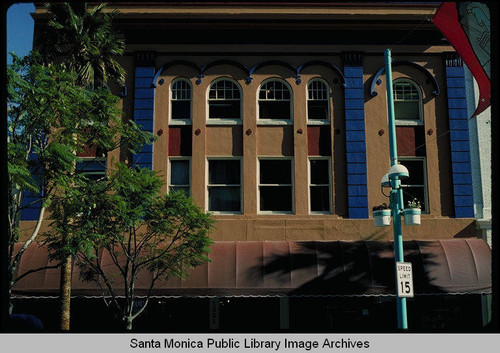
left=6, top=2, right=35, bottom=64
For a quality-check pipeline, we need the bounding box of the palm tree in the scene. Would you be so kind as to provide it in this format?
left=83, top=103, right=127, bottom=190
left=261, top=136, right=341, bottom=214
left=36, top=2, right=127, bottom=331
left=38, top=2, right=125, bottom=89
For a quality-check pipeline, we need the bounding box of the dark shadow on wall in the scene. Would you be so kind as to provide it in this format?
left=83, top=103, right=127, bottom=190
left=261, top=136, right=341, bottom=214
left=453, top=220, right=481, bottom=238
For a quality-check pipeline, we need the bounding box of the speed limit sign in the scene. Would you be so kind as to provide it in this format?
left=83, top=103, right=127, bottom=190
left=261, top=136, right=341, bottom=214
left=396, top=262, right=414, bottom=298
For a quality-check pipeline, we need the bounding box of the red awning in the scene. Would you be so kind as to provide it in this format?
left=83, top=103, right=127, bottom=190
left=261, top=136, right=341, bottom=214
left=12, top=239, right=491, bottom=298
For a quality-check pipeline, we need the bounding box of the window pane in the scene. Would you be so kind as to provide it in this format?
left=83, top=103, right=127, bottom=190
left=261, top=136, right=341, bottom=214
left=76, top=159, right=106, bottom=180
left=259, top=101, right=291, bottom=120
left=260, top=186, right=292, bottom=211
left=308, top=81, right=328, bottom=100
left=310, top=186, right=330, bottom=212
left=209, top=186, right=241, bottom=211
left=308, top=101, right=329, bottom=120
left=172, top=101, right=190, bottom=120
left=208, top=101, right=240, bottom=119
left=399, top=160, right=425, bottom=186
left=260, top=81, right=290, bottom=100
left=395, top=101, right=419, bottom=120
left=209, top=80, right=240, bottom=100
left=260, top=160, right=291, bottom=184
left=394, top=82, right=418, bottom=100
left=310, top=159, right=329, bottom=184
left=209, top=160, right=240, bottom=185
left=170, top=160, right=189, bottom=185
left=172, top=80, right=191, bottom=100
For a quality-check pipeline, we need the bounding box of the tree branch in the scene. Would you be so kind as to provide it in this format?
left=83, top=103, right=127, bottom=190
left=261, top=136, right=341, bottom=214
left=14, top=263, right=61, bottom=283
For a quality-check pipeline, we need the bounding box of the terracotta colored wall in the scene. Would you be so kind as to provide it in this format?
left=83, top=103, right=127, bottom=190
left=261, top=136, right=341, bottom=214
left=140, top=52, right=467, bottom=243
left=21, top=19, right=472, bottom=242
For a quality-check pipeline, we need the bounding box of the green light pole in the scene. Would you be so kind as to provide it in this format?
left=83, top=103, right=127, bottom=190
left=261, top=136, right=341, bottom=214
left=384, top=48, right=408, bottom=331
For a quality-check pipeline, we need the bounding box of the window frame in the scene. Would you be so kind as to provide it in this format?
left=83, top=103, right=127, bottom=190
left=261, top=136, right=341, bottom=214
left=393, top=78, right=424, bottom=126
left=168, top=157, right=191, bottom=196
left=307, top=78, right=331, bottom=125
left=206, top=78, right=243, bottom=125
left=169, top=78, right=193, bottom=125
left=308, top=156, right=332, bottom=214
left=398, top=156, right=429, bottom=214
left=257, top=78, right=294, bottom=126
left=257, top=156, right=294, bottom=214
left=206, top=157, right=243, bottom=214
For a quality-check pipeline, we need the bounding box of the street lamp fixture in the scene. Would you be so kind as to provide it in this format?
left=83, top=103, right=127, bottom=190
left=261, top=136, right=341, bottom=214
left=388, top=164, right=409, bottom=180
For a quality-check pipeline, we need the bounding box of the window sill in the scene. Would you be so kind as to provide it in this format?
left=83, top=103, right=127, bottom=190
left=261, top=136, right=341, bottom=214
left=395, top=120, right=423, bottom=126
left=258, top=211, right=294, bottom=215
left=307, top=120, right=330, bottom=126
left=210, top=211, right=243, bottom=215
left=206, top=119, right=242, bottom=125
left=257, top=120, right=293, bottom=126
left=169, top=120, right=192, bottom=126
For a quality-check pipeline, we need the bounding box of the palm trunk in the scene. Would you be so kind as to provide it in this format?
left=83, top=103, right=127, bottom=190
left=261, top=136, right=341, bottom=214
left=59, top=255, right=72, bottom=331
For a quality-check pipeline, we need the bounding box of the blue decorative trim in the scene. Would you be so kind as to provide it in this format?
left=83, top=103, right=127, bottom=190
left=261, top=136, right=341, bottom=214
left=349, top=207, right=369, bottom=219
left=152, top=60, right=200, bottom=87
left=135, top=78, right=154, bottom=89
left=455, top=207, right=475, bottom=218
left=20, top=152, right=43, bottom=221
left=346, top=142, right=366, bottom=153
left=152, top=59, right=345, bottom=87
left=21, top=192, right=42, bottom=221
left=298, top=61, right=345, bottom=86
left=346, top=152, right=366, bottom=163
left=203, top=59, right=250, bottom=74
left=452, top=162, right=472, bottom=174
left=453, top=184, right=474, bottom=196
left=445, top=61, right=474, bottom=218
left=452, top=173, right=472, bottom=184
left=345, top=110, right=365, bottom=122
left=347, top=163, right=367, bottom=174
left=134, top=64, right=156, bottom=170
left=344, top=57, right=368, bottom=219
left=370, top=60, right=440, bottom=97
left=346, top=131, right=366, bottom=142
left=135, top=67, right=156, bottom=78
left=348, top=185, right=368, bottom=196
left=450, top=141, right=470, bottom=152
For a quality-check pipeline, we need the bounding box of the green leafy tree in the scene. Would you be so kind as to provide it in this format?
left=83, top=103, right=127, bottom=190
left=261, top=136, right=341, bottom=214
left=6, top=52, right=151, bottom=317
left=37, top=2, right=125, bottom=89
left=34, top=2, right=128, bottom=330
left=45, top=163, right=215, bottom=331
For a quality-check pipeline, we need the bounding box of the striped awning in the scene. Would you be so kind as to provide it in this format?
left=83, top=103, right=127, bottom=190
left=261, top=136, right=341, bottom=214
left=12, top=239, right=491, bottom=298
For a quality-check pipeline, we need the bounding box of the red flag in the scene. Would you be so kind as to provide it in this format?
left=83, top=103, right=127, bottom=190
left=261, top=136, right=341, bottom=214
left=432, top=2, right=491, bottom=118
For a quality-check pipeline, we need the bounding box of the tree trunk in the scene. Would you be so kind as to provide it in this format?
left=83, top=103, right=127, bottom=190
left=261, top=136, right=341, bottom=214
left=59, top=255, right=72, bottom=331
left=126, top=316, right=133, bottom=331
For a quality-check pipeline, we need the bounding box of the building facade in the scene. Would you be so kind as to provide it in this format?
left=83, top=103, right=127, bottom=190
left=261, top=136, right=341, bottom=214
left=16, top=2, right=491, bottom=332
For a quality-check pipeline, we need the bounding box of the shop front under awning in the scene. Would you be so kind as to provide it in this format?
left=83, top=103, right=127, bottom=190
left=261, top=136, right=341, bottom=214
left=12, top=239, right=491, bottom=298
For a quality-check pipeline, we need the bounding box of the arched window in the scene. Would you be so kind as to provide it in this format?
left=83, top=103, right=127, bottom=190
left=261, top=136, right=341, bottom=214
left=170, top=78, right=192, bottom=122
left=258, top=79, right=292, bottom=123
left=393, top=78, right=428, bottom=213
left=393, top=79, right=423, bottom=124
left=208, top=78, right=241, bottom=123
left=307, top=79, right=330, bottom=123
